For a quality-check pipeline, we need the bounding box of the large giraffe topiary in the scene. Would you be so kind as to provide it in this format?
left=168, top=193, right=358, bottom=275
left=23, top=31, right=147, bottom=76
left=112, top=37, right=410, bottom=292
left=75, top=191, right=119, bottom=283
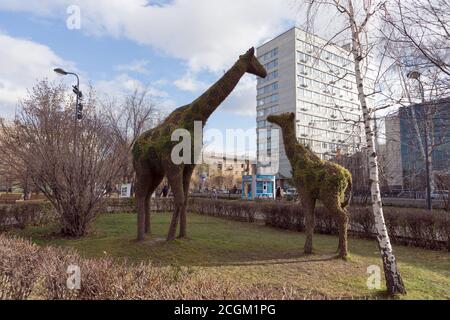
left=267, top=113, right=352, bottom=258
left=133, top=47, right=267, bottom=241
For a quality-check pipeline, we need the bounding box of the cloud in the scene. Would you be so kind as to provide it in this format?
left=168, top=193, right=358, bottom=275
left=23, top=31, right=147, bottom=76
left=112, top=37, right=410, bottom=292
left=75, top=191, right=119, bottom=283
left=221, top=76, right=258, bottom=116
left=94, top=72, right=176, bottom=113
left=0, top=32, right=172, bottom=118
left=95, top=73, right=169, bottom=98
left=174, top=72, right=208, bottom=92
left=0, top=32, right=74, bottom=117
left=115, top=59, right=150, bottom=74
left=0, top=0, right=294, bottom=72
left=0, top=0, right=295, bottom=116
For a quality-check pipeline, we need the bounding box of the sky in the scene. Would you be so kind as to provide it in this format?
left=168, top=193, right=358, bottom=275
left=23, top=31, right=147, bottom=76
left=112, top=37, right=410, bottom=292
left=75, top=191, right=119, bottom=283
left=0, top=0, right=344, bottom=155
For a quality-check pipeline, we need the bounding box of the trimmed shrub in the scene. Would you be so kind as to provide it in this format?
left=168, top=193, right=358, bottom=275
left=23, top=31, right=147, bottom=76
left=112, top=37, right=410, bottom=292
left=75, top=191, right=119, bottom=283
left=0, top=202, right=54, bottom=232
left=0, top=235, right=326, bottom=300
left=263, top=201, right=304, bottom=231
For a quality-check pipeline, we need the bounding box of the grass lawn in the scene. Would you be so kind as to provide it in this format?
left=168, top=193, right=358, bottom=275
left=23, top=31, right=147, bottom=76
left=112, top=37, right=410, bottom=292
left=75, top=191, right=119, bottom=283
left=10, top=212, right=450, bottom=300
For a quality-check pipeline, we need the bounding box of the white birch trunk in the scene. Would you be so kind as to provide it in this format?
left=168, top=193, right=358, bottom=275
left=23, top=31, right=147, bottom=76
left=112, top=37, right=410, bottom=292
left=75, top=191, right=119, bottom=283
left=348, top=0, right=406, bottom=295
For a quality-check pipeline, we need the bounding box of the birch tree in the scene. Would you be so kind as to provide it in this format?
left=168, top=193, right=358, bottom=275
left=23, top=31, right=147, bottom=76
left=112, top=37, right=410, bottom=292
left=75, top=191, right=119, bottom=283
left=299, top=0, right=407, bottom=295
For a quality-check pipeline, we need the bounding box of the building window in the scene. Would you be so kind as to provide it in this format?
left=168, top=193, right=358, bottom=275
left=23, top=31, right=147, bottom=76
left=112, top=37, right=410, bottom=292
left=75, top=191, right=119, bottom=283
left=259, top=47, right=279, bottom=62
left=257, top=82, right=279, bottom=95
left=257, top=93, right=279, bottom=107
left=257, top=120, right=267, bottom=128
left=258, top=70, right=279, bottom=85
left=264, top=59, right=278, bottom=70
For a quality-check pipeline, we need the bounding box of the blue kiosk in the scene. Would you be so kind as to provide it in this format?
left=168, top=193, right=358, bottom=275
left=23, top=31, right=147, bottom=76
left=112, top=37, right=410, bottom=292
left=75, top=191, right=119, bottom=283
left=242, top=174, right=276, bottom=200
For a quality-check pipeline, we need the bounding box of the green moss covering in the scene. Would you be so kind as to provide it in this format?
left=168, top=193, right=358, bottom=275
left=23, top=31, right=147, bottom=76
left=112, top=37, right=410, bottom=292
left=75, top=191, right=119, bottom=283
left=132, top=47, right=268, bottom=240
left=267, top=112, right=353, bottom=257
left=267, top=113, right=352, bottom=204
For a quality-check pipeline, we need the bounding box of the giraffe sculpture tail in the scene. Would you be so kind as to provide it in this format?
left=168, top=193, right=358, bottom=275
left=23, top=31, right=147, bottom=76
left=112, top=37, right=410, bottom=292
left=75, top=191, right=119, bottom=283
left=341, top=177, right=353, bottom=209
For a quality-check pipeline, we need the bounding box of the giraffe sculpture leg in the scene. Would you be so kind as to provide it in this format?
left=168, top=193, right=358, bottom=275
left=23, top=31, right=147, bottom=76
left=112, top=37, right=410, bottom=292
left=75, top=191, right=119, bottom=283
left=135, top=174, right=151, bottom=241
left=303, top=195, right=316, bottom=254
left=322, top=195, right=349, bottom=258
left=337, top=208, right=349, bottom=258
left=144, top=174, right=164, bottom=234
left=165, top=167, right=185, bottom=241
left=179, top=165, right=195, bottom=239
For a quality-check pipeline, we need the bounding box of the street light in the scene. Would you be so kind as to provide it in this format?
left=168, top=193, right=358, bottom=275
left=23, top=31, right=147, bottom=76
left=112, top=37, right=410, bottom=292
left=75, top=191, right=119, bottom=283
left=406, top=70, right=421, bottom=80
left=54, top=68, right=83, bottom=164
left=407, top=70, right=432, bottom=210
left=53, top=68, right=68, bottom=76
left=53, top=68, right=83, bottom=120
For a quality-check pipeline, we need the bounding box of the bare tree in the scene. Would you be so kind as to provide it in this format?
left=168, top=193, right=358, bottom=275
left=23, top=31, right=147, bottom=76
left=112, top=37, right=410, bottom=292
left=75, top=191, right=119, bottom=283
left=381, top=0, right=450, bottom=77
left=0, top=80, right=126, bottom=237
left=379, top=1, right=450, bottom=203
left=299, top=0, right=407, bottom=295
left=435, top=172, right=450, bottom=211
left=102, top=89, right=162, bottom=189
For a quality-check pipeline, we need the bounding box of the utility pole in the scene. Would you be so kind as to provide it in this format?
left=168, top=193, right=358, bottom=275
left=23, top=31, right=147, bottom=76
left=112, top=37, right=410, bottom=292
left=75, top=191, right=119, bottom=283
left=407, top=71, right=432, bottom=211
left=54, top=68, right=83, bottom=152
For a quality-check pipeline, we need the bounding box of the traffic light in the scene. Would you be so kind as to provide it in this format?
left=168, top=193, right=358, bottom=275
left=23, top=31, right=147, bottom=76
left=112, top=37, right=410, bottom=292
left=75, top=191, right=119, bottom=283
left=72, top=85, right=83, bottom=99
left=72, top=85, right=83, bottom=120
left=76, top=103, right=83, bottom=120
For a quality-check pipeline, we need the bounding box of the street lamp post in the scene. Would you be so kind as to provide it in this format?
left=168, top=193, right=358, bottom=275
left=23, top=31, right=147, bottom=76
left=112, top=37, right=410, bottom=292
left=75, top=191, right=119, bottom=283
left=54, top=68, right=83, bottom=121
left=54, top=68, right=83, bottom=170
left=407, top=71, right=432, bottom=211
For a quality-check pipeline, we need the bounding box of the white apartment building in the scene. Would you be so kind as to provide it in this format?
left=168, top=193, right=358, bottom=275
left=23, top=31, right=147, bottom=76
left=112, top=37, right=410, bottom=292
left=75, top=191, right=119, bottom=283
left=256, top=27, right=375, bottom=178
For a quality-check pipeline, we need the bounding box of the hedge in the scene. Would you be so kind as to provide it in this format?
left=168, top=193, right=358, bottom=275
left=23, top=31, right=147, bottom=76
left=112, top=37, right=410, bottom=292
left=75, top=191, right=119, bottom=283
left=0, top=202, right=55, bottom=232
left=147, top=198, right=450, bottom=252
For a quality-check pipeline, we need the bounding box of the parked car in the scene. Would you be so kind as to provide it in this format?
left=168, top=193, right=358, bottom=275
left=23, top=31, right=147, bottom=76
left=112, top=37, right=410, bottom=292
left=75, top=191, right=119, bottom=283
left=431, top=191, right=449, bottom=200
left=284, top=188, right=298, bottom=201
left=285, top=188, right=298, bottom=196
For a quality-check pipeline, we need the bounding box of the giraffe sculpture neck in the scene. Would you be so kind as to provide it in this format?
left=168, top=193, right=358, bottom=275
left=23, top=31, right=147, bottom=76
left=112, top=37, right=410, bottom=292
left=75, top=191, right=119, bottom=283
left=282, top=118, right=321, bottom=169
left=192, top=59, right=247, bottom=124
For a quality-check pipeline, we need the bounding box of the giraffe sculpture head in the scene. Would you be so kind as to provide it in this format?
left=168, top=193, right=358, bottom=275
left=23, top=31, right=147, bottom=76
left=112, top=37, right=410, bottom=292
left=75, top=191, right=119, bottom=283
left=267, top=112, right=295, bottom=128
left=240, top=47, right=267, bottom=78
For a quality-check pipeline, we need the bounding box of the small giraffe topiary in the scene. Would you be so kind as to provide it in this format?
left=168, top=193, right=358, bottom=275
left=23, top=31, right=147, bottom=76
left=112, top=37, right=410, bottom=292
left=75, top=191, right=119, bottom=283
left=133, top=47, right=267, bottom=241
left=267, top=113, right=352, bottom=258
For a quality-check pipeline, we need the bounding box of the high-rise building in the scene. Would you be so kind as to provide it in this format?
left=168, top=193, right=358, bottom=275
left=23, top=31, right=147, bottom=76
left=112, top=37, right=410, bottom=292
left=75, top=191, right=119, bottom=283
left=385, top=98, right=450, bottom=191
left=255, top=27, right=374, bottom=179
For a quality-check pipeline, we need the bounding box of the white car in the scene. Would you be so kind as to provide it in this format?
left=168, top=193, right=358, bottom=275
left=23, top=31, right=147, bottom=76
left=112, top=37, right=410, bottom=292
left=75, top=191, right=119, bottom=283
left=285, top=188, right=298, bottom=196
left=430, top=191, right=448, bottom=200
